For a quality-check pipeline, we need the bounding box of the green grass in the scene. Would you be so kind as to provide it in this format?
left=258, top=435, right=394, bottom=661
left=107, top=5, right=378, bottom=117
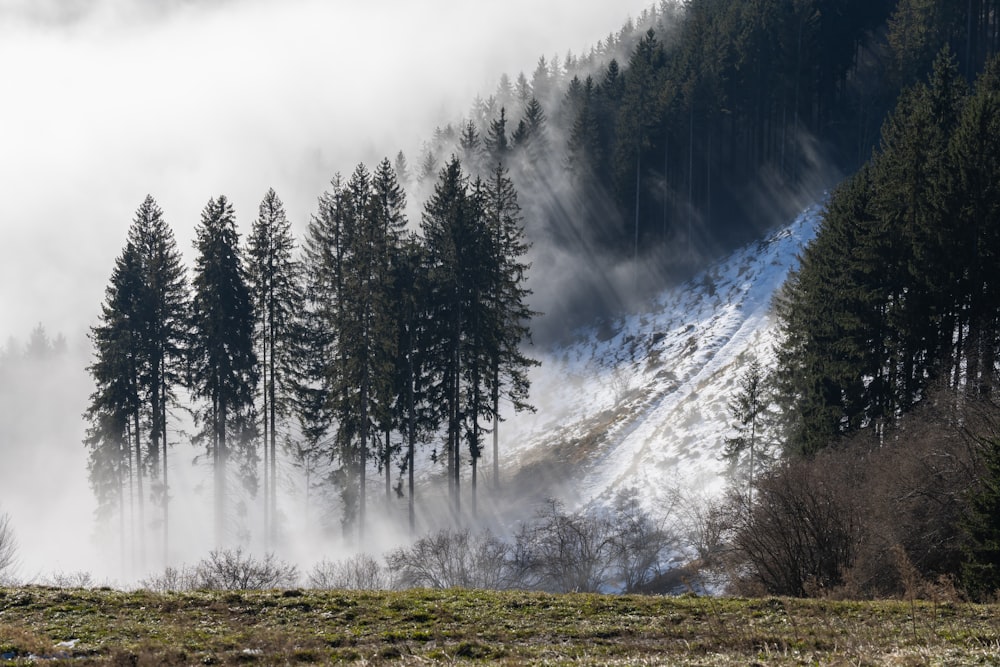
left=1, top=587, right=999, bottom=664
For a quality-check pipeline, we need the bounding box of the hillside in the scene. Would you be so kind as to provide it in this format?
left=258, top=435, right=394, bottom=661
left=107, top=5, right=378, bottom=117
left=501, top=204, right=822, bottom=516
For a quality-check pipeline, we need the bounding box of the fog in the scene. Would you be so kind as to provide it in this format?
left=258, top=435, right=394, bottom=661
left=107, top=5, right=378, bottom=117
left=0, top=0, right=655, bottom=584
left=0, top=0, right=652, bottom=339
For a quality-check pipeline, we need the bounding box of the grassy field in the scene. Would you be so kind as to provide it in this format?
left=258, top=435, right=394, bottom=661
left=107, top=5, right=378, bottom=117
left=1, top=586, right=999, bottom=665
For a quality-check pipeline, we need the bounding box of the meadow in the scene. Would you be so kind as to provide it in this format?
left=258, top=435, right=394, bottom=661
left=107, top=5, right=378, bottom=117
left=1, top=586, right=999, bottom=664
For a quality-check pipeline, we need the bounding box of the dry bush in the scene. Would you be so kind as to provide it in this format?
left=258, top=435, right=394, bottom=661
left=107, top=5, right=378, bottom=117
left=0, top=512, right=17, bottom=583
left=844, top=402, right=976, bottom=598
left=194, top=548, right=299, bottom=590
left=727, top=389, right=990, bottom=599
left=386, top=528, right=515, bottom=590
left=606, top=489, right=675, bottom=592
left=138, top=565, right=200, bottom=592
left=513, top=499, right=615, bottom=593
left=308, top=553, right=388, bottom=590
left=726, top=449, right=865, bottom=597
left=44, top=571, right=95, bottom=588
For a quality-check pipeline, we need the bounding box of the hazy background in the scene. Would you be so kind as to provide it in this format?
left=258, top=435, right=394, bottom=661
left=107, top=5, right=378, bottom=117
left=0, top=0, right=653, bottom=582
left=1, top=0, right=651, bottom=341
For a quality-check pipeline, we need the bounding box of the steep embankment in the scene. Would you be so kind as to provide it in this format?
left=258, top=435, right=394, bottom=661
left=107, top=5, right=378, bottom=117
left=503, top=204, right=822, bottom=513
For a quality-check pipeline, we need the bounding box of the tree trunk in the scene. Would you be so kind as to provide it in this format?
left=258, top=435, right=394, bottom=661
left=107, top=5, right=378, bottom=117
left=492, top=365, right=500, bottom=490
left=385, top=427, right=391, bottom=506
left=360, top=365, right=368, bottom=544
left=133, top=407, right=145, bottom=571
left=269, top=295, right=278, bottom=546
left=161, top=374, right=169, bottom=567
left=408, top=353, right=416, bottom=534
left=261, top=324, right=268, bottom=548
left=216, top=394, right=227, bottom=549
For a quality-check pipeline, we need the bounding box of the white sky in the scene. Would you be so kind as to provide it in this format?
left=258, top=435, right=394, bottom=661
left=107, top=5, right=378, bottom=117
left=0, top=0, right=653, bottom=343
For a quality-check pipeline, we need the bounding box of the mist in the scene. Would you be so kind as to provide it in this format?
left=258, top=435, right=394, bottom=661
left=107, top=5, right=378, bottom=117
left=0, top=0, right=657, bottom=583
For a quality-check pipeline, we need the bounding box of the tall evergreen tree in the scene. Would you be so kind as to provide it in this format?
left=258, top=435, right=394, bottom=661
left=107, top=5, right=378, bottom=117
left=389, top=235, right=435, bottom=532
left=421, top=156, right=478, bottom=516
left=485, top=108, right=511, bottom=167
left=85, top=195, right=187, bottom=570
left=85, top=242, right=145, bottom=570
left=294, top=175, right=348, bottom=532
left=369, top=158, right=409, bottom=515
left=246, top=188, right=300, bottom=547
left=189, top=195, right=258, bottom=547
left=482, top=161, right=537, bottom=491
left=331, top=161, right=405, bottom=542
left=126, top=195, right=188, bottom=564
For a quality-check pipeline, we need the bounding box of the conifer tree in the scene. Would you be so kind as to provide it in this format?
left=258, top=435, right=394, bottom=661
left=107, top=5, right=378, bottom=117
left=189, top=195, right=258, bottom=547
left=482, top=161, right=537, bottom=490
left=485, top=108, right=510, bottom=167
left=294, top=176, right=348, bottom=530
left=246, top=188, right=300, bottom=546
left=961, top=436, right=1000, bottom=600
left=421, top=156, right=477, bottom=516
left=86, top=196, right=187, bottom=569
left=331, top=161, right=405, bottom=541
left=85, top=242, right=145, bottom=567
left=512, top=97, right=550, bottom=169
left=723, top=355, right=769, bottom=502
left=126, top=195, right=188, bottom=563
left=370, top=158, right=409, bottom=512
left=389, top=235, right=434, bottom=532
left=459, top=120, right=483, bottom=176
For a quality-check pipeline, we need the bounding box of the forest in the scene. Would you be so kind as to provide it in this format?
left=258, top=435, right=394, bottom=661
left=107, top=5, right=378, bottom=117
left=1, top=0, right=997, bottom=598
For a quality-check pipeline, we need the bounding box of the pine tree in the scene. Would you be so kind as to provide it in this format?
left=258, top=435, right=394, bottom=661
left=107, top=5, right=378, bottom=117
left=85, top=242, right=145, bottom=570
left=485, top=108, right=510, bottom=167
left=459, top=120, right=483, bottom=176
left=330, top=161, right=405, bottom=542
left=482, top=161, right=537, bottom=491
left=370, top=158, right=409, bottom=515
left=85, top=196, right=187, bottom=571
left=946, top=54, right=1000, bottom=397
left=421, top=156, right=477, bottom=517
left=389, top=235, right=435, bottom=533
left=512, top=97, right=550, bottom=169
left=294, top=176, right=348, bottom=531
left=723, top=355, right=769, bottom=502
left=126, top=195, right=188, bottom=564
left=246, top=188, right=300, bottom=547
left=961, top=436, right=1000, bottom=600
left=189, top=195, right=258, bottom=547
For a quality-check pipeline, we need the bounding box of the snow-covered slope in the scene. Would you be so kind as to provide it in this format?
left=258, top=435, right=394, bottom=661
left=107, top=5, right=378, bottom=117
left=500, top=204, right=822, bottom=514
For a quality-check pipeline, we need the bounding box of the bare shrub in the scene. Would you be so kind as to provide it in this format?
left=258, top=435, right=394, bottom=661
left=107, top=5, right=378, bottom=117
left=194, top=548, right=299, bottom=590
left=727, top=450, right=864, bottom=597
left=607, top=489, right=674, bottom=592
left=726, top=389, right=985, bottom=598
left=45, top=570, right=95, bottom=588
left=138, top=565, right=200, bottom=592
left=513, top=499, right=614, bottom=593
left=0, top=512, right=17, bottom=583
left=843, top=397, right=978, bottom=598
left=386, top=528, right=515, bottom=590
left=308, top=553, right=388, bottom=590
left=611, top=367, right=635, bottom=405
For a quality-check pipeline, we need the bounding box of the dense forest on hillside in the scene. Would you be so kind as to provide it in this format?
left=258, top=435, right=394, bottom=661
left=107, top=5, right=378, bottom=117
left=698, top=4, right=1000, bottom=599
left=421, top=0, right=999, bottom=267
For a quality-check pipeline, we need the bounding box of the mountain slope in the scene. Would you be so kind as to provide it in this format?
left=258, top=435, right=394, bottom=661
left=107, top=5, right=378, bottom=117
left=501, top=204, right=823, bottom=515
